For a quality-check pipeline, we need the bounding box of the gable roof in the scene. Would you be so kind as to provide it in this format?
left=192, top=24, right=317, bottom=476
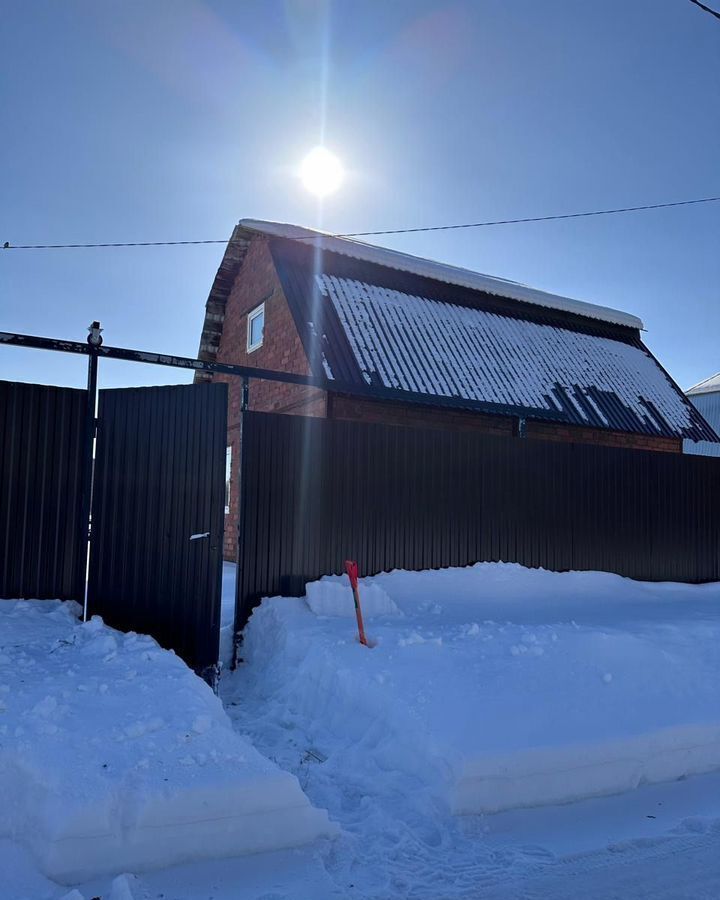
left=242, top=219, right=644, bottom=330
left=197, top=220, right=718, bottom=443
left=687, top=372, right=720, bottom=397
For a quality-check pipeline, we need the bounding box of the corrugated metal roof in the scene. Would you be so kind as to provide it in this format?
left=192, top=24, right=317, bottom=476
left=316, top=274, right=712, bottom=439
left=687, top=371, right=720, bottom=396
left=241, top=219, right=644, bottom=330
left=269, top=241, right=717, bottom=443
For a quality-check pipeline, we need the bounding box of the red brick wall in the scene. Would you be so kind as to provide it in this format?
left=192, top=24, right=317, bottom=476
left=526, top=420, right=681, bottom=453
left=212, top=238, right=326, bottom=559
left=329, top=393, right=682, bottom=453
left=328, top=393, right=514, bottom=436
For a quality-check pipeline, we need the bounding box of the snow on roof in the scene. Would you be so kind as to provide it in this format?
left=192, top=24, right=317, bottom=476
left=687, top=371, right=720, bottom=396
left=240, top=218, right=644, bottom=331
left=316, top=274, right=707, bottom=440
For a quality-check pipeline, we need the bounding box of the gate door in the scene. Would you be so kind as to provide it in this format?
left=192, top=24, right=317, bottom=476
left=0, top=380, right=88, bottom=600
left=88, top=382, right=227, bottom=675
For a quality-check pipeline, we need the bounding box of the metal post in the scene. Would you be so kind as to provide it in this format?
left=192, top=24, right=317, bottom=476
left=232, top=377, right=250, bottom=668
left=80, top=322, right=103, bottom=621
left=241, top=376, right=249, bottom=411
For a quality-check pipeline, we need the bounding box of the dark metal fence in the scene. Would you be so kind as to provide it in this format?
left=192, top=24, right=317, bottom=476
left=235, top=411, right=720, bottom=629
left=0, top=380, right=88, bottom=600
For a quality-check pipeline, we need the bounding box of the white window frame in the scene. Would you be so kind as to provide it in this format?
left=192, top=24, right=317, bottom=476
left=246, top=303, right=265, bottom=353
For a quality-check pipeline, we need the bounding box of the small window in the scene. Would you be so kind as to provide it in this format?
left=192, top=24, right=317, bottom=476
left=225, top=446, right=232, bottom=515
left=247, top=303, right=265, bottom=352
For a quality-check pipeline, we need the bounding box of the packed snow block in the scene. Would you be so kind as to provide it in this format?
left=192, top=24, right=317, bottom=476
left=451, top=725, right=720, bottom=814
left=305, top=576, right=400, bottom=619
left=242, top=564, right=720, bottom=817
left=0, top=600, right=335, bottom=884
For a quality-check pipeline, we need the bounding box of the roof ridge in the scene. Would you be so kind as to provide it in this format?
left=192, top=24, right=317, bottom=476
left=238, top=218, right=644, bottom=331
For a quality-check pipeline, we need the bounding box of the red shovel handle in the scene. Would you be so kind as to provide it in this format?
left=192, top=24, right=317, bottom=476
left=344, top=559, right=368, bottom=646
left=344, top=559, right=359, bottom=590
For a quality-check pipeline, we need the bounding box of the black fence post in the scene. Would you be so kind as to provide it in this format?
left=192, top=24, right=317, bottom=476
left=80, top=321, right=102, bottom=621
left=232, top=382, right=250, bottom=669
left=241, top=376, right=249, bottom=411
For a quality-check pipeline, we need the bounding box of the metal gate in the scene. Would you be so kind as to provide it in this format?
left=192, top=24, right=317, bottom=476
left=88, top=382, right=227, bottom=676
left=0, top=380, right=88, bottom=600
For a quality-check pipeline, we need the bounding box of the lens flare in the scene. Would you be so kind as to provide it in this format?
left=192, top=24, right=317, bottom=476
left=300, top=146, right=344, bottom=197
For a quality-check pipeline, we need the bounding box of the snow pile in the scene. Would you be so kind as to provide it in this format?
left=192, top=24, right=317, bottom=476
left=0, top=600, right=335, bottom=884
left=241, top=564, right=720, bottom=816
left=305, top=575, right=400, bottom=618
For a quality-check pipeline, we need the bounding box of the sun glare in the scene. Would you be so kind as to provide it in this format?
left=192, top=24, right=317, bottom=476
left=300, top=146, right=344, bottom=197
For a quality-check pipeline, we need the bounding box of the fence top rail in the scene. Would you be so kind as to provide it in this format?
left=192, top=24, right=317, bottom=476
left=0, top=328, right=565, bottom=423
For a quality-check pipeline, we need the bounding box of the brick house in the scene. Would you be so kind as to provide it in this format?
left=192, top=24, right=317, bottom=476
left=196, top=219, right=718, bottom=560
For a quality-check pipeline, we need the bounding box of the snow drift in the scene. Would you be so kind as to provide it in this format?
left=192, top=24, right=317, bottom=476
left=0, top=600, right=335, bottom=884
left=305, top=577, right=400, bottom=618
left=241, top=564, right=720, bottom=816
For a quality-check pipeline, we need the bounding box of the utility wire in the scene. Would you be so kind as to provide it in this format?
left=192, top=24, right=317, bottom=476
left=3, top=194, right=720, bottom=250
left=688, top=0, right=720, bottom=21
left=337, top=196, right=720, bottom=237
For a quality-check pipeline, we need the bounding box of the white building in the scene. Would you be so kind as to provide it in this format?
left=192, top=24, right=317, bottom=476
left=685, top=373, right=720, bottom=456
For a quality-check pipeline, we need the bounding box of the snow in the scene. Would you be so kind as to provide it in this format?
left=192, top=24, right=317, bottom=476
left=686, top=370, right=720, bottom=396
left=305, top=576, right=400, bottom=618
left=317, top=274, right=697, bottom=435
left=6, top=565, right=720, bottom=898
left=238, top=564, right=720, bottom=818
left=240, top=219, right=643, bottom=329
left=0, top=599, right=335, bottom=885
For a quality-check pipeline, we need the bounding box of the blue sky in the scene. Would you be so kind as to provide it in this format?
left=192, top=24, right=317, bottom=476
left=1, top=0, right=718, bottom=391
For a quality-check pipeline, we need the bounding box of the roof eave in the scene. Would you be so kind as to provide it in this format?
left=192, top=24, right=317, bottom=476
left=194, top=224, right=256, bottom=383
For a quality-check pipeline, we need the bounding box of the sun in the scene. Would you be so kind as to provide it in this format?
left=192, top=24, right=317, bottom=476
left=300, top=146, right=344, bottom=197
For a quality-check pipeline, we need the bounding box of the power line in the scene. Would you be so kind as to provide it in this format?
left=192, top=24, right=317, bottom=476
left=337, top=196, right=720, bottom=237
left=3, top=194, right=720, bottom=250
left=688, top=0, right=720, bottom=21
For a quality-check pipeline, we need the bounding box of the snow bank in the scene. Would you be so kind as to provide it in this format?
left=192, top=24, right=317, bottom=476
left=0, top=600, right=335, bottom=884
left=241, top=563, right=720, bottom=816
left=305, top=575, right=400, bottom=618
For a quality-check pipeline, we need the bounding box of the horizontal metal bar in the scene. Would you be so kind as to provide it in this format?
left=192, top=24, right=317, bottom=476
left=0, top=331, right=91, bottom=356
left=100, top=342, right=325, bottom=386
left=0, top=329, right=567, bottom=423
left=0, top=330, right=323, bottom=386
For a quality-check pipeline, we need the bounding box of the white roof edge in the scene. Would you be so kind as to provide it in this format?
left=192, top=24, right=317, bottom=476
left=239, top=219, right=644, bottom=331
left=687, top=372, right=720, bottom=396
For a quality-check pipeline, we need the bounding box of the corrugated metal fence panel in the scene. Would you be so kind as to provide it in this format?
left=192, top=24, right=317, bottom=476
left=88, top=382, right=227, bottom=673
left=0, top=380, right=87, bottom=600
left=236, top=411, right=720, bottom=628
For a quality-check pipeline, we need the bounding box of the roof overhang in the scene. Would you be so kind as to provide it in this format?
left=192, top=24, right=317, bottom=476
left=240, top=219, right=644, bottom=330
